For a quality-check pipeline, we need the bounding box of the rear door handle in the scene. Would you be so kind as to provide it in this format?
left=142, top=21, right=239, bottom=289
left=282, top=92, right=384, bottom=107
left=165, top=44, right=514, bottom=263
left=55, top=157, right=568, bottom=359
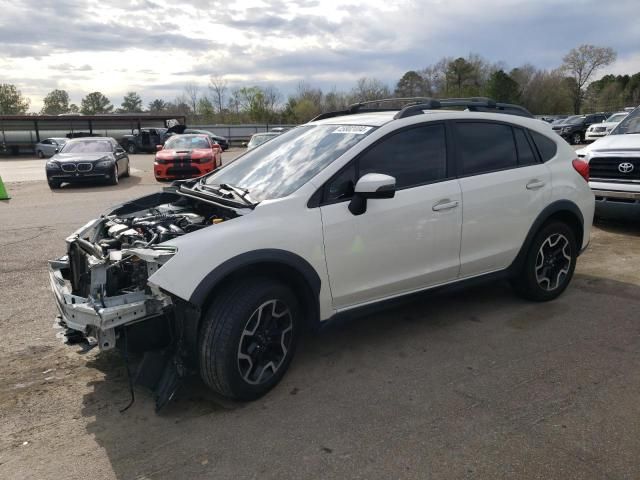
left=432, top=199, right=459, bottom=212
left=526, top=180, right=546, bottom=190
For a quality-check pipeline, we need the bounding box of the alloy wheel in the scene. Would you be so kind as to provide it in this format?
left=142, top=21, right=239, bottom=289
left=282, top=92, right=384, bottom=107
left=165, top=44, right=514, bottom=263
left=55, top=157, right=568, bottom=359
left=535, top=233, right=572, bottom=291
left=237, top=299, right=293, bottom=385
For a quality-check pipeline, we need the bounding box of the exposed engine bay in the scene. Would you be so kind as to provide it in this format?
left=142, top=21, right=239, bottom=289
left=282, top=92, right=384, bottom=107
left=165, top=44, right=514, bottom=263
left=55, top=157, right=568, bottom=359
left=50, top=189, right=242, bottom=349
left=67, top=193, right=234, bottom=299
left=49, top=185, right=252, bottom=410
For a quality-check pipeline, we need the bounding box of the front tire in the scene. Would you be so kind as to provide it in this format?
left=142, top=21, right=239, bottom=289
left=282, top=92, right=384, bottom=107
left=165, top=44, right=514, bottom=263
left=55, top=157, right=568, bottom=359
left=512, top=221, right=577, bottom=301
left=110, top=164, right=119, bottom=185
left=199, top=278, right=300, bottom=401
left=123, top=159, right=130, bottom=177
left=37, top=150, right=44, bottom=159
left=47, top=179, right=61, bottom=189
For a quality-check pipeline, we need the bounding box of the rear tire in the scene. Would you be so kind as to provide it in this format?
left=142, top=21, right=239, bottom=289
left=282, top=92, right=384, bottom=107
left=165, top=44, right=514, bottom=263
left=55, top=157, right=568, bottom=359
left=511, top=221, right=577, bottom=302
left=37, top=150, right=44, bottom=158
left=126, top=143, right=137, bottom=154
left=571, top=132, right=582, bottom=145
left=199, top=278, right=300, bottom=401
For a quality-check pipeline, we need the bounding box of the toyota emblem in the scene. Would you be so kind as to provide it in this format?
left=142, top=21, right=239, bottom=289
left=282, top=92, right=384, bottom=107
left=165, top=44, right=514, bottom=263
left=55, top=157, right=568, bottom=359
left=618, top=162, right=635, bottom=173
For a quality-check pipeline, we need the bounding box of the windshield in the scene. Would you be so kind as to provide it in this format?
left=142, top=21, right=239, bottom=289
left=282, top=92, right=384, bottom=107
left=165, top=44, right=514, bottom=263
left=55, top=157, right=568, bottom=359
left=605, top=113, right=627, bottom=123
left=610, top=107, right=640, bottom=135
left=61, top=140, right=112, bottom=153
left=165, top=135, right=209, bottom=150
left=564, top=115, right=585, bottom=125
left=551, top=119, right=566, bottom=126
left=205, top=125, right=375, bottom=201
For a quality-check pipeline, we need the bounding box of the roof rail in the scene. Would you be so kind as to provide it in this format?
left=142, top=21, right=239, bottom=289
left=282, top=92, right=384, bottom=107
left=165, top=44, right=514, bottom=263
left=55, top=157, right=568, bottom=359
left=394, top=97, right=533, bottom=119
left=310, top=97, right=533, bottom=122
left=309, top=97, right=436, bottom=122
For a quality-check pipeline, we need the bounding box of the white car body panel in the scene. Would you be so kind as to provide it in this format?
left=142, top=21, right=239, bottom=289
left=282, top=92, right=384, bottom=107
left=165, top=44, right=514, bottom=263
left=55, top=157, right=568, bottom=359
left=458, top=163, right=551, bottom=277
left=320, top=179, right=462, bottom=309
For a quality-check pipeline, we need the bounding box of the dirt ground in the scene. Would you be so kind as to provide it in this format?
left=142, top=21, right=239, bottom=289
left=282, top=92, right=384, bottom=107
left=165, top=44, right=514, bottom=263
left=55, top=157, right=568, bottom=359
left=1, top=158, right=640, bottom=479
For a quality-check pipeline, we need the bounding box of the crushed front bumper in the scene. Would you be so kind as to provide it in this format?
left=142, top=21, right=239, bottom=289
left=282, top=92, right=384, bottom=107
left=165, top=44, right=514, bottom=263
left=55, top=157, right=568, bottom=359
left=49, top=256, right=169, bottom=350
left=48, top=218, right=176, bottom=351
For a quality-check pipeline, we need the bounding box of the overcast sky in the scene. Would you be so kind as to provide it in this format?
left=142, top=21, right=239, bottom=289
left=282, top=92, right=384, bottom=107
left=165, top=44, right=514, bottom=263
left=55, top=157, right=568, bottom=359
left=1, top=0, right=639, bottom=111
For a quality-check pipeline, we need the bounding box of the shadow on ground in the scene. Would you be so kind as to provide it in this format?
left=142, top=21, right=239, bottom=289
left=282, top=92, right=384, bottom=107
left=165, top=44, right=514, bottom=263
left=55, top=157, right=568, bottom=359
left=80, top=273, right=640, bottom=479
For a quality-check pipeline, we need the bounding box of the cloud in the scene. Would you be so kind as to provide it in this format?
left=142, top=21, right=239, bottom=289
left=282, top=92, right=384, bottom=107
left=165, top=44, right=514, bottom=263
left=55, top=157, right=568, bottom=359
left=1, top=0, right=639, bottom=112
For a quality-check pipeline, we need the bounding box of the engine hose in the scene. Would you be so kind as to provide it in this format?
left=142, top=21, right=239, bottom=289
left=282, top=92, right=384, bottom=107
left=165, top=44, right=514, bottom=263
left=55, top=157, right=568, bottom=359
left=144, top=233, right=159, bottom=247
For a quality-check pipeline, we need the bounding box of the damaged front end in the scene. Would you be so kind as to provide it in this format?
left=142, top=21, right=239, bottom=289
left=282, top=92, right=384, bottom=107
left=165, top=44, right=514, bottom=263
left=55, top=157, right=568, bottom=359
left=48, top=188, right=240, bottom=409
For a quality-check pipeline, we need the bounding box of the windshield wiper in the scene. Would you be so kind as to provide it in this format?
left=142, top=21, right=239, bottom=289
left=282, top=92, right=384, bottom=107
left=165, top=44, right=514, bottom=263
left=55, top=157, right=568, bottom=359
left=219, top=183, right=255, bottom=205
left=197, top=181, right=256, bottom=206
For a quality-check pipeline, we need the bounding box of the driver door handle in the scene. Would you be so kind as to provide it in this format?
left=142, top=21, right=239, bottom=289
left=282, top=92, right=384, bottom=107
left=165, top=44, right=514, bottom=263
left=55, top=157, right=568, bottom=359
left=526, top=180, right=546, bottom=190
left=432, top=199, right=459, bottom=212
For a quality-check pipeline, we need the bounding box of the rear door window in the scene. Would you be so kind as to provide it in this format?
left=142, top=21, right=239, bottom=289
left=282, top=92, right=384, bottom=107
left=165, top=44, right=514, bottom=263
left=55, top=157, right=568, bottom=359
left=455, top=122, right=517, bottom=175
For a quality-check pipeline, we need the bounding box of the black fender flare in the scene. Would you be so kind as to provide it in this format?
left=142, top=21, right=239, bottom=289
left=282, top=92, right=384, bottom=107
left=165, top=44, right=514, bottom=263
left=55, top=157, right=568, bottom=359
left=189, top=248, right=322, bottom=309
left=508, top=199, right=585, bottom=275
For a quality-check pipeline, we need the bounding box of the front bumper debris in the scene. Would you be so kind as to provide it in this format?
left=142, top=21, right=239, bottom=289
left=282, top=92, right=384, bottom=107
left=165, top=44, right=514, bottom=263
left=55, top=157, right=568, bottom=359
left=49, top=256, right=169, bottom=350
left=48, top=218, right=176, bottom=351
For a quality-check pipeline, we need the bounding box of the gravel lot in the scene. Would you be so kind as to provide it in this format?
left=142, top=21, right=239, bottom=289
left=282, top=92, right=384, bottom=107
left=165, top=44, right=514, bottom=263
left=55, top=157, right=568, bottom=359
left=1, top=151, right=640, bottom=479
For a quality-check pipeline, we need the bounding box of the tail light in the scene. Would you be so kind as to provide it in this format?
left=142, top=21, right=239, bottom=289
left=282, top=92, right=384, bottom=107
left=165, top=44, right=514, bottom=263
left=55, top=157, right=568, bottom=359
left=572, top=158, right=589, bottom=182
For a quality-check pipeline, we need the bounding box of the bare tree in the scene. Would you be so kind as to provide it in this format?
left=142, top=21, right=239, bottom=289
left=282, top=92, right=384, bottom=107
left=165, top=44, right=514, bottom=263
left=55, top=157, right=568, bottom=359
left=184, top=83, right=199, bottom=115
left=209, top=74, right=228, bottom=115
left=562, top=44, right=617, bottom=113
left=349, top=77, right=390, bottom=102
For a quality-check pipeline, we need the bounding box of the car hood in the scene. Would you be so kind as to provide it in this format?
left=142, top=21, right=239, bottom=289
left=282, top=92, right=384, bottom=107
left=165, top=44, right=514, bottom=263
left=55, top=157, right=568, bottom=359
left=51, top=153, right=113, bottom=162
left=576, top=134, right=640, bottom=157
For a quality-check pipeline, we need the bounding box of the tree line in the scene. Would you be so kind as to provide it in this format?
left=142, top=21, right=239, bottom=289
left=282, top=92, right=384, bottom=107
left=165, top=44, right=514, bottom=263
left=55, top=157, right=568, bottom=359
left=1, top=44, right=637, bottom=123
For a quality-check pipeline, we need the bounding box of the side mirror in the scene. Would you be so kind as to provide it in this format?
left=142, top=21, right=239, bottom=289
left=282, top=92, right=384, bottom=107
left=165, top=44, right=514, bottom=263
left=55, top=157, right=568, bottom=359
left=348, top=173, right=396, bottom=216
left=156, top=145, right=163, bottom=151
left=242, top=141, right=248, bottom=147
left=54, top=148, right=59, bottom=154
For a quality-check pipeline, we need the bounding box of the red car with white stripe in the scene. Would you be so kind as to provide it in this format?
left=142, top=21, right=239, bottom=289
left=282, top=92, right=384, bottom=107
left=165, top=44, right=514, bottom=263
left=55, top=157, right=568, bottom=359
left=154, top=134, right=222, bottom=181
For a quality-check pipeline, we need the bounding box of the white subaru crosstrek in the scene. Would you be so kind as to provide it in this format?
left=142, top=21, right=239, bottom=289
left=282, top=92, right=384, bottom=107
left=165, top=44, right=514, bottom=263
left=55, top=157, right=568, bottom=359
left=49, top=98, right=595, bottom=408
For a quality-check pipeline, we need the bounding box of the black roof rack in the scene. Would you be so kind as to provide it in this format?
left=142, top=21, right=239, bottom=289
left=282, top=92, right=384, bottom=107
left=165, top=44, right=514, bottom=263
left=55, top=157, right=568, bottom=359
left=310, top=97, right=533, bottom=122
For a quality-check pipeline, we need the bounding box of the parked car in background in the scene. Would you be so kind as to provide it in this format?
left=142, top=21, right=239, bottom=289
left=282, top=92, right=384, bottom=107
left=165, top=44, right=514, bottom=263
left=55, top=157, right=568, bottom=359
left=120, top=124, right=186, bottom=154
left=49, top=97, right=593, bottom=408
left=45, top=137, right=130, bottom=189
left=576, top=105, right=640, bottom=219
left=246, top=131, right=280, bottom=150
left=154, top=134, right=222, bottom=181
left=35, top=137, right=67, bottom=158
left=183, top=129, right=230, bottom=151
left=552, top=113, right=610, bottom=145
left=585, top=112, right=628, bottom=142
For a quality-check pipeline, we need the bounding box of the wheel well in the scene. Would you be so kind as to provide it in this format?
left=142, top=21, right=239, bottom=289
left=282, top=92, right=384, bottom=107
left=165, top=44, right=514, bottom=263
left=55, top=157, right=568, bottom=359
left=198, top=261, right=320, bottom=334
left=510, top=205, right=584, bottom=275
left=544, top=210, right=583, bottom=249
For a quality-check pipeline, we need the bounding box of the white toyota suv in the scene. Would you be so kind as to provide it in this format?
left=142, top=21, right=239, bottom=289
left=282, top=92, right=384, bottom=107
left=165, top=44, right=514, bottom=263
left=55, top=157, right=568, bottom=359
left=577, top=105, right=640, bottom=220
left=49, top=98, right=595, bottom=409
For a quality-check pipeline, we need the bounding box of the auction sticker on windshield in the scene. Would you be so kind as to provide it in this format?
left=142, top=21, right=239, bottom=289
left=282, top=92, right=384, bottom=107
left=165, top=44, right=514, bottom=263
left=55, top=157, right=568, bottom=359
left=332, top=125, right=373, bottom=134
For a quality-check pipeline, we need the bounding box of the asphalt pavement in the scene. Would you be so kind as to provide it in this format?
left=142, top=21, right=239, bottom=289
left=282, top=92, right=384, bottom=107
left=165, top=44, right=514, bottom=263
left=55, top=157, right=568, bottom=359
left=1, top=150, right=640, bottom=480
